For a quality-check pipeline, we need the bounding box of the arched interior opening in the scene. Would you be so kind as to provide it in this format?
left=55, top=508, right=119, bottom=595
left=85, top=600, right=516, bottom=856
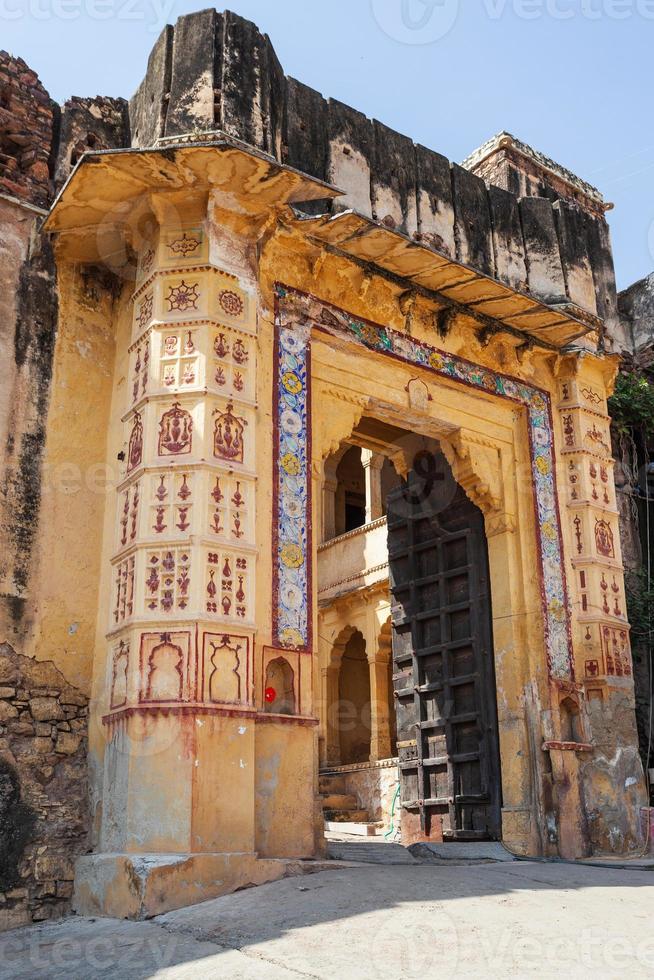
left=559, top=696, right=583, bottom=743
left=337, top=630, right=371, bottom=765
left=264, top=657, right=296, bottom=716
left=335, top=445, right=366, bottom=536
left=377, top=616, right=398, bottom=759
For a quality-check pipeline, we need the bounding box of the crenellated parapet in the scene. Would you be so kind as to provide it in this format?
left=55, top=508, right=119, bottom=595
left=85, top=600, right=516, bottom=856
left=125, top=9, right=619, bottom=347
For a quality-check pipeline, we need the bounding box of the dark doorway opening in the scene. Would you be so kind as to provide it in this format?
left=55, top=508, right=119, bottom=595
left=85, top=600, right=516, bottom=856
left=387, top=449, right=502, bottom=842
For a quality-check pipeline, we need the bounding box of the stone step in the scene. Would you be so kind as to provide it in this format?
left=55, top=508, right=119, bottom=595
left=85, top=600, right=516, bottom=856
left=321, top=793, right=359, bottom=811
left=324, top=821, right=382, bottom=836
left=323, top=808, right=370, bottom=823
left=328, top=841, right=419, bottom=865
left=319, top=774, right=347, bottom=794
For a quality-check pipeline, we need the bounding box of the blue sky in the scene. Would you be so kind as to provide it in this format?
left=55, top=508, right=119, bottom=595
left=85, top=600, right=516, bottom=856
left=4, top=0, right=653, bottom=289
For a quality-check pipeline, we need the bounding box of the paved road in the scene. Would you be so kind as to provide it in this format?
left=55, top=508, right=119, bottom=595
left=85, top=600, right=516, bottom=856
left=1, top=861, right=653, bottom=979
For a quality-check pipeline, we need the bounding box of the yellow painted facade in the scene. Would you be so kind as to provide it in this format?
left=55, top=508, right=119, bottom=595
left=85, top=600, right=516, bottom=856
left=31, top=142, right=646, bottom=917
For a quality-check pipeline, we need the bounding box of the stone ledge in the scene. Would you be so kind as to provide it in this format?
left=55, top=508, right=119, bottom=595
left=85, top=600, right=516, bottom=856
left=542, top=740, right=593, bottom=753
left=73, top=852, right=291, bottom=920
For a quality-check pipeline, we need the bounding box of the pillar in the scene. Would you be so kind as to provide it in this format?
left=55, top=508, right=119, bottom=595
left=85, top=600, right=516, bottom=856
left=322, top=465, right=338, bottom=542
left=554, top=360, right=647, bottom=854
left=369, top=658, right=392, bottom=761
left=74, top=213, right=298, bottom=918
left=322, top=665, right=341, bottom=766
left=361, top=449, right=384, bottom=524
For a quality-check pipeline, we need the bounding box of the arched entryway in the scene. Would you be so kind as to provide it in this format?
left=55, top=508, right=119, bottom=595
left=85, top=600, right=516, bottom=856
left=322, top=619, right=397, bottom=769
left=387, top=448, right=502, bottom=843
left=337, top=629, right=371, bottom=765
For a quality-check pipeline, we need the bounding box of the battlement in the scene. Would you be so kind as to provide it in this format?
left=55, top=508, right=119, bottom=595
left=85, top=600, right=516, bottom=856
left=126, top=9, right=621, bottom=343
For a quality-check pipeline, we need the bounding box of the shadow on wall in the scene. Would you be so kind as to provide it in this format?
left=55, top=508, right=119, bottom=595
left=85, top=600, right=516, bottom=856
left=0, top=758, right=36, bottom=892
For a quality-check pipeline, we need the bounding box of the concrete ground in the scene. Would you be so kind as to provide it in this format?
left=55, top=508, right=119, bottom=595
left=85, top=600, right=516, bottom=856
left=1, top=859, right=653, bottom=979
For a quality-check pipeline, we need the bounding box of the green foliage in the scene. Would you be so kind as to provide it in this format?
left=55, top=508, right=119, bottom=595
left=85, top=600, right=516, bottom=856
left=625, top=569, right=654, bottom=644
left=608, top=371, right=654, bottom=439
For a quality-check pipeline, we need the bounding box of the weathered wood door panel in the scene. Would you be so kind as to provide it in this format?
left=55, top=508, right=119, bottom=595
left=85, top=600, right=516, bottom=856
left=387, top=450, right=502, bottom=841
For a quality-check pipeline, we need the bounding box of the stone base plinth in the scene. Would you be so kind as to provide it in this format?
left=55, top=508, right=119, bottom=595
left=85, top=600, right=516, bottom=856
left=73, top=852, right=289, bottom=919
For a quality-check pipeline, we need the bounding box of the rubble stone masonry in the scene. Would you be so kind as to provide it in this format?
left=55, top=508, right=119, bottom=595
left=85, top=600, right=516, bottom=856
left=0, top=52, right=53, bottom=209
left=0, top=644, right=88, bottom=929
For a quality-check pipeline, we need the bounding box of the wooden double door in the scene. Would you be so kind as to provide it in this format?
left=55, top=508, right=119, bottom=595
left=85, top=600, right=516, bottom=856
left=387, top=450, right=502, bottom=841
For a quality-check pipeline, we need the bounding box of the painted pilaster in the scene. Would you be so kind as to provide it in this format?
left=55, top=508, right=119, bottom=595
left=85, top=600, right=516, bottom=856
left=557, top=363, right=630, bottom=686
left=100, top=219, right=259, bottom=854
left=554, top=355, right=647, bottom=852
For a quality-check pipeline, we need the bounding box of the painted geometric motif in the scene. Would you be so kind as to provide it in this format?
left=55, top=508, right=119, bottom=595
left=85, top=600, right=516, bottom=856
left=273, top=284, right=572, bottom=679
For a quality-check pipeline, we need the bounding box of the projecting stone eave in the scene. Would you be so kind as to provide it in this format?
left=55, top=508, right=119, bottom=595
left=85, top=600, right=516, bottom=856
left=289, top=207, right=600, bottom=349
left=43, top=136, right=343, bottom=264
left=45, top=136, right=598, bottom=349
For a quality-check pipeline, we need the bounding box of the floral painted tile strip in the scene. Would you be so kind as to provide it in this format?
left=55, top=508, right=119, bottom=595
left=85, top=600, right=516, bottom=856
left=272, top=309, right=312, bottom=653
left=274, top=285, right=572, bottom=679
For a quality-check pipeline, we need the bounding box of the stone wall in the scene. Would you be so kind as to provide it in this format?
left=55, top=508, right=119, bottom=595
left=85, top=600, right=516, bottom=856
left=54, top=95, right=130, bottom=192
left=0, top=644, right=88, bottom=929
left=0, top=52, right=130, bottom=209
left=0, top=56, right=98, bottom=929
left=0, top=51, right=54, bottom=209
left=619, top=273, right=654, bottom=352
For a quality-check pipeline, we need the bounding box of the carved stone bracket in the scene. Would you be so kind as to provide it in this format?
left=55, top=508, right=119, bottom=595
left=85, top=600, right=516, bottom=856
left=313, top=383, right=369, bottom=460
left=441, top=429, right=507, bottom=523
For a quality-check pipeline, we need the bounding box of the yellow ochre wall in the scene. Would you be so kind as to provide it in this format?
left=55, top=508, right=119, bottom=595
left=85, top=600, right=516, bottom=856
left=25, top=171, right=646, bottom=917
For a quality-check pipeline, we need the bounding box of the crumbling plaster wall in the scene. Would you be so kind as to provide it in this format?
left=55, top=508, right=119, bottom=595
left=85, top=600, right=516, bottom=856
left=619, top=272, right=654, bottom=353
left=0, top=54, right=127, bottom=927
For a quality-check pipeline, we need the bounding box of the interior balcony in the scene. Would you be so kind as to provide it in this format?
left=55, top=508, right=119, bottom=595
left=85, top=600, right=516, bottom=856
left=317, top=517, right=389, bottom=604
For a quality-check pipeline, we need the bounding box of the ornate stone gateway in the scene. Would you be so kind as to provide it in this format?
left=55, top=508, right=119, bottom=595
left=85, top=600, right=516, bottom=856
left=387, top=455, right=501, bottom=842
left=16, top=8, right=645, bottom=923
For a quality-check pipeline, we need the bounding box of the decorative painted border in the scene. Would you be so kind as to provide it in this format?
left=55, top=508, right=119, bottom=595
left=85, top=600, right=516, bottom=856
left=273, top=284, right=573, bottom=679
left=272, top=304, right=313, bottom=653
